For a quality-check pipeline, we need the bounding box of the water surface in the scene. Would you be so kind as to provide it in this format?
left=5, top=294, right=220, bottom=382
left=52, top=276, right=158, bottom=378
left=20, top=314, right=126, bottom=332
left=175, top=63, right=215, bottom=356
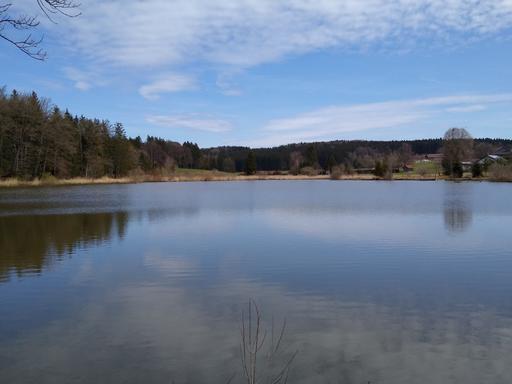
left=1, top=181, right=512, bottom=383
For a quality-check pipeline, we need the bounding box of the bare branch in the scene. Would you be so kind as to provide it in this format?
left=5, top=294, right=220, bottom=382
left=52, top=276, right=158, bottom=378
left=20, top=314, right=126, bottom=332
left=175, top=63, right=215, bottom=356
left=239, top=300, right=298, bottom=384
left=0, top=0, right=80, bottom=60
left=36, top=0, right=81, bottom=23
left=225, top=372, right=236, bottom=384
left=0, top=31, right=46, bottom=60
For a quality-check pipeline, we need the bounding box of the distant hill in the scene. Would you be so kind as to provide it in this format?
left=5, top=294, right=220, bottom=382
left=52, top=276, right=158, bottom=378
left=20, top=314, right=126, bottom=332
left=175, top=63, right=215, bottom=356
left=202, top=138, right=512, bottom=172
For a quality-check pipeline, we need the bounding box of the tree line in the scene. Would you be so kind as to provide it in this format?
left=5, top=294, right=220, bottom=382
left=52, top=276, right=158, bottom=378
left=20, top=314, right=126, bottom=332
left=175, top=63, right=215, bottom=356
left=0, top=89, right=204, bottom=179
left=1, top=88, right=511, bottom=179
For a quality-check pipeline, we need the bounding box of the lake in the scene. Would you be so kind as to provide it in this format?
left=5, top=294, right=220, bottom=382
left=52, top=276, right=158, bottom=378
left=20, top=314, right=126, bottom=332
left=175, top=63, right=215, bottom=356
left=1, top=181, right=512, bottom=383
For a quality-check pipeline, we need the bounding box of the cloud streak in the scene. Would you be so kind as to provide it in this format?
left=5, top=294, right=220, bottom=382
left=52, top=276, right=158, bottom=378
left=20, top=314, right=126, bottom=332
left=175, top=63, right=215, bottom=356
left=445, top=105, right=487, bottom=113
left=139, top=74, right=196, bottom=99
left=249, top=93, right=512, bottom=147
left=63, top=67, right=105, bottom=91
left=147, top=114, right=232, bottom=133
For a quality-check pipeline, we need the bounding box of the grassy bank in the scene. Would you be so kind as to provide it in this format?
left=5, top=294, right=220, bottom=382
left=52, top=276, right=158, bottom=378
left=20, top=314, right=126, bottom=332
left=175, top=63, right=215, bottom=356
left=0, top=170, right=329, bottom=188
left=0, top=176, right=135, bottom=188
left=0, top=168, right=509, bottom=188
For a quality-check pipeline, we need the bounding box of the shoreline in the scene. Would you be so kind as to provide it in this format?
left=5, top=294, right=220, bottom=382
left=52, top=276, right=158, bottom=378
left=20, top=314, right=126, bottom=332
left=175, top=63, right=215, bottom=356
left=0, top=172, right=505, bottom=188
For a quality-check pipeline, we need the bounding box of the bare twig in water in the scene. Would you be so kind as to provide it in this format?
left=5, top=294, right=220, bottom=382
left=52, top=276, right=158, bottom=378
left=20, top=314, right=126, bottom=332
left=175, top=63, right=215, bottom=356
left=239, top=300, right=298, bottom=384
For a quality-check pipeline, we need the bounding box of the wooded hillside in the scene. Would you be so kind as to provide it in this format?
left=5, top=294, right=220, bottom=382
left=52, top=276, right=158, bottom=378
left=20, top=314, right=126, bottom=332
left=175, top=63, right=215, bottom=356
left=1, top=88, right=511, bottom=179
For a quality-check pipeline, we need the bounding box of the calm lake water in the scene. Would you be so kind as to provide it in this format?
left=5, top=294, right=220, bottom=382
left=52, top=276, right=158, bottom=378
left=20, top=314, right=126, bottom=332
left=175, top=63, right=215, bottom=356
left=1, top=181, right=512, bottom=383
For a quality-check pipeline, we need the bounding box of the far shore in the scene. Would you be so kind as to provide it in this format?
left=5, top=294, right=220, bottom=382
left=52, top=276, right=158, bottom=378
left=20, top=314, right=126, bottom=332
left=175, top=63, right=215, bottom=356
left=0, top=169, right=505, bottom=188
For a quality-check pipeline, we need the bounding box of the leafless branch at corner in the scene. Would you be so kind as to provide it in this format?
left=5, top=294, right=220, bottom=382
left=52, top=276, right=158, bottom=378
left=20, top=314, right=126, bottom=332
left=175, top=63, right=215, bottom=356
left=0, top=0, right=80, bottom=60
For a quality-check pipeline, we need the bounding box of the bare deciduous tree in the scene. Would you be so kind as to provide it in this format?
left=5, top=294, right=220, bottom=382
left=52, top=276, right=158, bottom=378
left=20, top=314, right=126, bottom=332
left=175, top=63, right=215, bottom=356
left=443, top=127, right=473, bottom=141
left=289, top=151, right=303, bottom=175
left=0, top=0, right=80, bottom=60
left=398, top=143, right=413, bottom=167
left=442, top=127, right=473, bottom=177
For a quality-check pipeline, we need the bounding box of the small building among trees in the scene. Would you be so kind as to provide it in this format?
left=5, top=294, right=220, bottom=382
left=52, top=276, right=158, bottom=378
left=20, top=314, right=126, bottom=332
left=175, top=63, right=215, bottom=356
left=493, top=146, right=512, bottom=160
left=478, top=154, right=505, bottom=166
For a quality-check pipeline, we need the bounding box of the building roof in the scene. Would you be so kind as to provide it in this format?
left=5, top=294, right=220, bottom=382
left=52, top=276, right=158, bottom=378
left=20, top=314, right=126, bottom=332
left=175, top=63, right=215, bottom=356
left=415, top=153, right=443, bottom=163
left=478, top=154, right=505, bottom=165
left=494, top=146, right=512, bottom=156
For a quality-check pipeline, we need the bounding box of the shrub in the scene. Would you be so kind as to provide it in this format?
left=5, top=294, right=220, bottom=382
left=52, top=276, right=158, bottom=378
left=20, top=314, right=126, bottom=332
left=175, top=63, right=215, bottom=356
left=40, top=173, right=58, bottom=185
left=442, top=159, right=450, bottom=175
left=416, top=164, right=429, bottom=177
left=344, top=164, right=354, bottom=175
left=128, top=167, right=146, bottom=182
left=162, top=158, right=176, bottom=176
left=452, top=162, right=464, bottom=178
left=442, top=160, right=464, bottom=178
left=471, top=163, right=483, bottom=178
left=374, top=161, right=385, bottom=177
left=299, top=166, right=319, bottom=176
left=330, top=165, right=344, bottom=180
left=374, top=160, right=392, bottom=179
left=489, top=163, right=512, bottom=182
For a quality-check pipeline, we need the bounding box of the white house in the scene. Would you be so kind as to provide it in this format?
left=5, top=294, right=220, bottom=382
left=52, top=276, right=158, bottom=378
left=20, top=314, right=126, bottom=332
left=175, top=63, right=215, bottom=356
left=478, top=154, right=505, bottom=165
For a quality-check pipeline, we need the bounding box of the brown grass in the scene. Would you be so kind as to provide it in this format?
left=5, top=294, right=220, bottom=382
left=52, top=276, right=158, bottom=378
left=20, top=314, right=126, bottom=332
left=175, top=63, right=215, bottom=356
left=0, top=176, right=134, bottom=188
left=2, top=167, right=507, bottom=188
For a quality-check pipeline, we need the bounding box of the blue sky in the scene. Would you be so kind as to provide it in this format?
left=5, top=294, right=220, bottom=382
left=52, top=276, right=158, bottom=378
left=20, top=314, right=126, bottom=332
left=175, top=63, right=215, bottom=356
left=2, top=0, right=512, bottom=147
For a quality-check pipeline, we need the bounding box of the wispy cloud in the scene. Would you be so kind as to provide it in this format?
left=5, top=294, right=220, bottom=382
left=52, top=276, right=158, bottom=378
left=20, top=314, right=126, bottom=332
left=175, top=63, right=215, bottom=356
left=445, top=104, right=487, bottom=113
left=146, top=114, right=232, bottom=133
left=63, top=67, right=104, bottom=91
left=249, top=93, right=512, bottom=147
left=215, top=70, right=243, bottom=96
left=139, top=74, right=196, bottom=100
left=54, top=1, right=512, bottom=69
left=64, top=67, right=92, bottom=91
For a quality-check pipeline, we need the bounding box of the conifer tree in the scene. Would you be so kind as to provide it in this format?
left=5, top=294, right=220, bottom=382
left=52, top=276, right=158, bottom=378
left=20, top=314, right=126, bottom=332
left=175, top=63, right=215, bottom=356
left=245, top=151, right=256, bottom=175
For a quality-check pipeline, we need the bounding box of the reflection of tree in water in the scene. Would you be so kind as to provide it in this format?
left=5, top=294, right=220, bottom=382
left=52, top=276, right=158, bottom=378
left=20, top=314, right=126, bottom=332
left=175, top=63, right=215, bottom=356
left=0, top=212, right=129, bottom=281
left=443, top=184, right=473, bottom=233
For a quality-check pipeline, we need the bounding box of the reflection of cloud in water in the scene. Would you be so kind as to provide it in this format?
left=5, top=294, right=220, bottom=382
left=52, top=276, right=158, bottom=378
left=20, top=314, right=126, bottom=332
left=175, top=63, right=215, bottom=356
left=1, top=277, right=511, bottom=384
left=263, top=209, right=430, bottom=242
left=260, top=209, right=482, bottom=256
left=2, top=182, right=512, bottom=383
left=146, top=210, right=238, bottom=238
left=144, top=252, right=198, bottom=279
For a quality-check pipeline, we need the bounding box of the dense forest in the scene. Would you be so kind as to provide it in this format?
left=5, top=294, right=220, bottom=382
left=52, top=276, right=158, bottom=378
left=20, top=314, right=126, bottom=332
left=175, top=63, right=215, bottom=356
left=1, top=88, right=511, bottom=179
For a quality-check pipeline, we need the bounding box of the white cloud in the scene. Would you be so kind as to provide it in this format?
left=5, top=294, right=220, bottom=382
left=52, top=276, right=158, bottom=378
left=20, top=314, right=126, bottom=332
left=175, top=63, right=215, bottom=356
left=139, top=74, right=196, bottom=100
left=74, top=81, right=91, bottom=91
left=63, top=66, right=108, bottom=91
left=215, top=73, right=242, bottom=96
left=63, top=67, right=93, bottom=91
left=248, top=93, right=512, bottom=147
left=54, top=0, right=512, bottom=69
left=147, top=114, right=232, bottom=133
left=445, top=104, right=487, bottom=113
